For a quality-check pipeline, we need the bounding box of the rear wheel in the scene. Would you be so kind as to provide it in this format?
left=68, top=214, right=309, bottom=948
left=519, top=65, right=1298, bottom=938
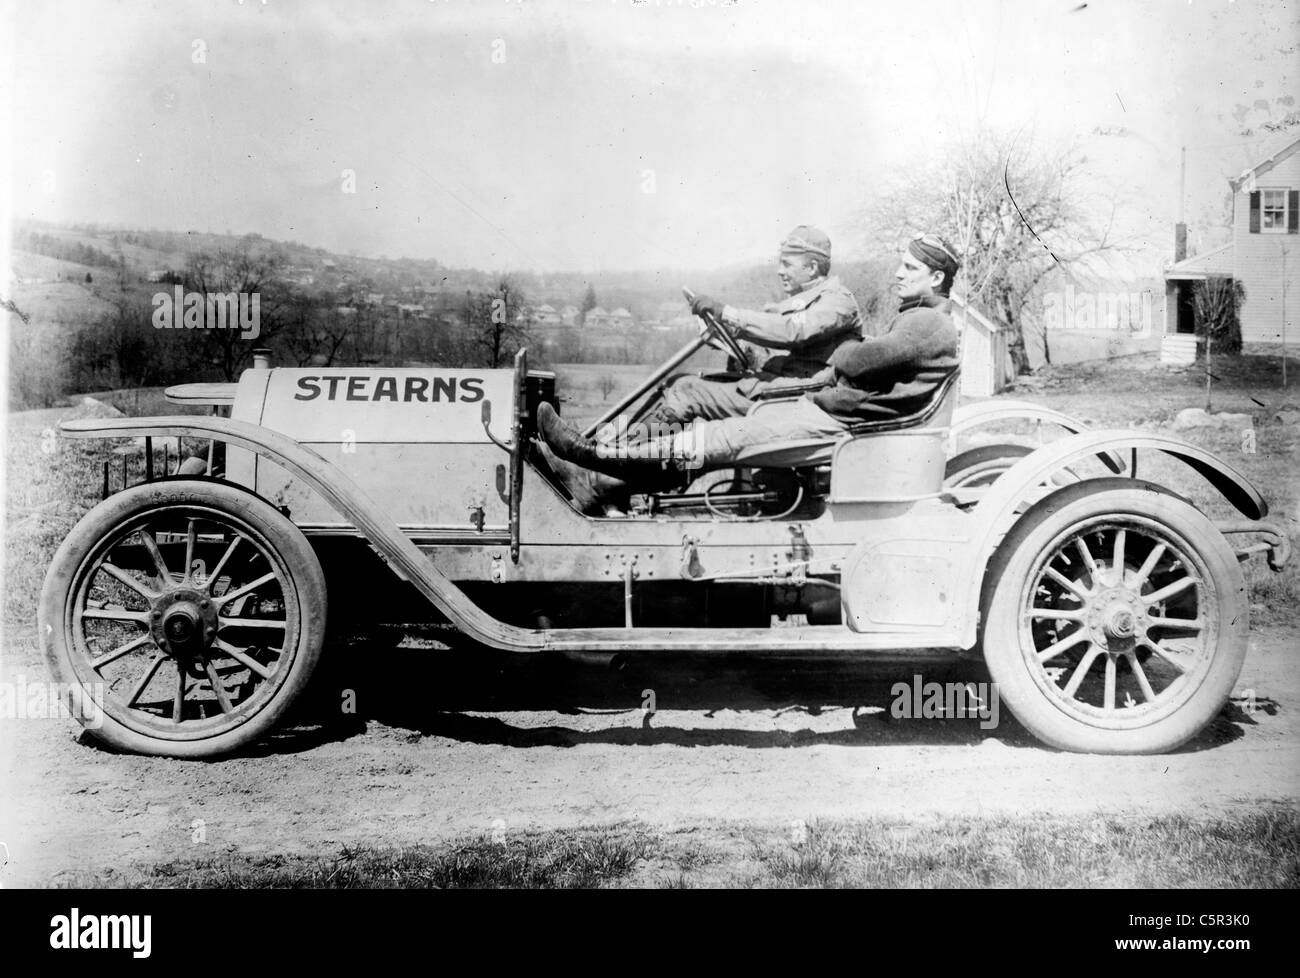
left=944, top=443, right=1033, bottom=488
left=39, top=480, right=327, bottom=758
left=981, top=479, right=1247, bottom=754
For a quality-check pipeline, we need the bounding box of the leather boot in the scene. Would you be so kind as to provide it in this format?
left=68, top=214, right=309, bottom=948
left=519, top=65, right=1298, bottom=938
left=537, top=403, right=689, bottom=490
left=534, top=441, right=634, bottom=515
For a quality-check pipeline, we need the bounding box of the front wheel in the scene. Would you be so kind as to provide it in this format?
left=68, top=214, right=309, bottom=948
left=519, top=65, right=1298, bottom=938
left=39, top=480, right=327, bottom=758
left=981, top=479, right=1248, bottom=754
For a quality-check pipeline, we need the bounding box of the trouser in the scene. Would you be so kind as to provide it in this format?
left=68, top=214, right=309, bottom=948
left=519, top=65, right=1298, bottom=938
left=650, top=373, right=819, bottom=426
left=644, top=395, right=849, bottom=469
left=655, top=375, right=754, bottom=424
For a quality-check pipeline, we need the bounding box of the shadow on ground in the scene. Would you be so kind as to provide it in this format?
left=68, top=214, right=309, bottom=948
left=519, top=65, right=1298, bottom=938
left=265, top=636, right=1249, bottom=755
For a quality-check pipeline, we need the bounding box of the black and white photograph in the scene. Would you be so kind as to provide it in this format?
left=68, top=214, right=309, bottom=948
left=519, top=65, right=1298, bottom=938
left=1, top=0, right=1297, bottom=912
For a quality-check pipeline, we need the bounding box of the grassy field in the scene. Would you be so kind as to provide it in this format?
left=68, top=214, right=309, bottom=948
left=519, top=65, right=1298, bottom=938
left=550, top=358, right=728, bottom=425
left=46, top=808, right=1300, bottom=888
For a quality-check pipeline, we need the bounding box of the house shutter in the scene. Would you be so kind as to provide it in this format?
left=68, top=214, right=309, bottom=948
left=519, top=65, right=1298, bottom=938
left=1290, top=190, right=1299, bottom=233
left=1249, top=191, right=1261, bottom=233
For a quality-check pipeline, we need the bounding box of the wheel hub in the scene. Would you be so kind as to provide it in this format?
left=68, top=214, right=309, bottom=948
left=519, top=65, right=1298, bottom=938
left=150, top=587, right=218, bottom=657
left=1085, top=586, right=1146, bottom=652
left=164, top=608, right=198, bottom=643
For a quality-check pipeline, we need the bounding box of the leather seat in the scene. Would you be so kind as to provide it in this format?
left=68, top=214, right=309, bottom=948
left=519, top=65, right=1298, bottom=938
left=730, top=370, right=961, bottom=470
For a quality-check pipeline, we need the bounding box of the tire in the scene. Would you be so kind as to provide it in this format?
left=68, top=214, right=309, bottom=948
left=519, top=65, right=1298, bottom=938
left=980, top=478, right=1247, bottom=754
left=944, top=444, right=1033, bottom=488
left=39, top=480, right=327, bottom=758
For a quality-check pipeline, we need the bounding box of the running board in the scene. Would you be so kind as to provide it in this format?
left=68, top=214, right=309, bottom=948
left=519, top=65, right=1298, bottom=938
left=541, top=625, right=966, bottom=654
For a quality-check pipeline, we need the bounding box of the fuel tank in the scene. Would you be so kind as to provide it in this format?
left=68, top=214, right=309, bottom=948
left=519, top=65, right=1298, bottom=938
left=226, top=366, right=518, bottom=536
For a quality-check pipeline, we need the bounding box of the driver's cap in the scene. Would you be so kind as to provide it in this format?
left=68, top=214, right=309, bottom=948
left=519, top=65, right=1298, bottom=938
left=779, top=225, right=831, bottom=261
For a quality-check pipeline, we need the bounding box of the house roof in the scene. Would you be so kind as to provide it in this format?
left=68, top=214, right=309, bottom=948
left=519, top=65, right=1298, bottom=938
left=1229, top=135, right=1300, bottom=193
left=1164, top=243, right=1234, bottom=280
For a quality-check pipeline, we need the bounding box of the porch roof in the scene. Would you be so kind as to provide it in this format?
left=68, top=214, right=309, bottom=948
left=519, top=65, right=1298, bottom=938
left=1164, top=243, right=1234, bottom=281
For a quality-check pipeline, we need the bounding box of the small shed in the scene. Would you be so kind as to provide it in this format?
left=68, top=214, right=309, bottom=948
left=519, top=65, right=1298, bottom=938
left=949, top=294, right=1012, bottom=398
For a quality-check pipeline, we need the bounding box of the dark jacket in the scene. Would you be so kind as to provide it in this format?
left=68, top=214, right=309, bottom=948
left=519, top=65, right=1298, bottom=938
left=810, top=295, right=959, bottom=421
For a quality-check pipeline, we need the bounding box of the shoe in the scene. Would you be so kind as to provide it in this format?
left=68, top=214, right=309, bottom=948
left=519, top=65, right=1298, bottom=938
left=534, top=439, right=631, bottom=515
left=536, top=402, right=602, bottom=468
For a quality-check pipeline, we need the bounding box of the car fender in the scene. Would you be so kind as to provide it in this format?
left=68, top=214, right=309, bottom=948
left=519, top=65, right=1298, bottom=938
left=949, top=400, right=1126, bottom=471
left=60, top=415, right=549, bottom=653
left=950, top=400, right=1093, bottom=442
left=954, top=429, right=1268, bottom=648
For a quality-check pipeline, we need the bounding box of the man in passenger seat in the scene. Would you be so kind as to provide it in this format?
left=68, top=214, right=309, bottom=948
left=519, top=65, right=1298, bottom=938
left=537, top=233, right=961, bottom=513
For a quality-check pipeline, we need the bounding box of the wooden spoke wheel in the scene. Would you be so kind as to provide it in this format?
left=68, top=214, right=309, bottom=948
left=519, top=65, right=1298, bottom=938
left=981, top=479, right=1247, bottom=754
left=40, top=481, right=327, bottom=758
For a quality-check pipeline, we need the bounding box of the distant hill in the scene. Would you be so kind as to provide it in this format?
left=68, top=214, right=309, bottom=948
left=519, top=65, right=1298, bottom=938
left=4, top=219, right=1178, bottom=410
left=9, top=220, right=895, bottom=326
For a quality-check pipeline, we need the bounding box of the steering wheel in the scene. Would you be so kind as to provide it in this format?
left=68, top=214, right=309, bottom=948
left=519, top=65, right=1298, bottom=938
left=682, top=287, right=752, bottom=371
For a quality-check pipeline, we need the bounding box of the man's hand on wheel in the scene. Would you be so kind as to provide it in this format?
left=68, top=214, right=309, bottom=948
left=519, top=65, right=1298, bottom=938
left=689, top=294, right=725, bottom=320
left=695, top=312, right=739, bottom=352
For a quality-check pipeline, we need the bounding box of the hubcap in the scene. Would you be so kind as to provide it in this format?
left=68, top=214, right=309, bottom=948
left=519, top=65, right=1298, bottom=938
left=150, top=587, right=218, bottom=657
left=1085, top=587, right=1147, bottom=652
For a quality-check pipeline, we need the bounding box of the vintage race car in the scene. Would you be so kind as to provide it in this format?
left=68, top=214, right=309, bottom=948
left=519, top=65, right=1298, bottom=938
left=40, top=318, right=1290, bottom=758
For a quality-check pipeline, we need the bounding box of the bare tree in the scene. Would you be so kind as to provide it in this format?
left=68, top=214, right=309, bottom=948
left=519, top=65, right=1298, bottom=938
left=461, top=277, right=533, bottom=368
left=863, top=131, right=1123, bottom=375
left=579, top=283, right=597, bottom=324
left=184, top=242, right=292, bottom=380
left=1193, top=275, right=1245, bottom=354
left=281, top=292, right=353, bottom=368
left=67, top=256, right=160, bottom=394
left=344, top=303, right=383, bottom=365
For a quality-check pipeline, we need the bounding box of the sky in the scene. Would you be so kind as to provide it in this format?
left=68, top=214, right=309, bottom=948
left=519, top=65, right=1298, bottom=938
left=7, top=0, right=1299, bottom=274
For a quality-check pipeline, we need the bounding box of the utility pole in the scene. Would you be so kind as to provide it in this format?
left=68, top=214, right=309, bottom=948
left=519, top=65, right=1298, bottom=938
left=1206, top=331, right=1213, bottom=412
left=1283, top=241, right=1289, bottom=388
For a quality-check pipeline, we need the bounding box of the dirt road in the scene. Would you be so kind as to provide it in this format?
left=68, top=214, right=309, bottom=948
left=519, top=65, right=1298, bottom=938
left=2, top=626, right=1297, bottom=887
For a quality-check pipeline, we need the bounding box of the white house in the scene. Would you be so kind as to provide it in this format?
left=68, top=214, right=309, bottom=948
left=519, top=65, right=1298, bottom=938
left=534, top=303, right=562, bottom=325
left=1164, top=134, right=1300, bottom=360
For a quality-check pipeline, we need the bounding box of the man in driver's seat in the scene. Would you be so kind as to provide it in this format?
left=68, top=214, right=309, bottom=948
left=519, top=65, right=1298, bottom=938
left=633, top=225, right=862, bottom=434
left=538, top=233, right=961, bottom=513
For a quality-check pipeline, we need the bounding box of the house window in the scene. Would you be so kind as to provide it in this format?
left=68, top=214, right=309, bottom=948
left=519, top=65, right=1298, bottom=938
left=1262, top=189, right=1289, bottom=232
